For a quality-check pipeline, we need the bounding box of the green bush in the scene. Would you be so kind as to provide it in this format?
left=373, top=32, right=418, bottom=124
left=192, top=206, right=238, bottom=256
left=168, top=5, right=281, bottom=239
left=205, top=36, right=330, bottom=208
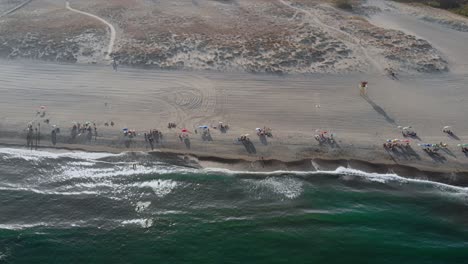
left=335, top=0, right=353, bottom=10
left=454, top=4, right=468, bottom=16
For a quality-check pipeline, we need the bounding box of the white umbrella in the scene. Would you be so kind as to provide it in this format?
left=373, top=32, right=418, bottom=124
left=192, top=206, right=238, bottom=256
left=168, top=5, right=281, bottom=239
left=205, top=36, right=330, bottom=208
left=443, top=126, right=451, bottom=130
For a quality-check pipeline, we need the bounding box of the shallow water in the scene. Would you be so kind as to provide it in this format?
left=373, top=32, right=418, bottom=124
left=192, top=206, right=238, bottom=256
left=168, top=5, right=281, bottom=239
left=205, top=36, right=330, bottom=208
left=0, top=148, right=468, bottom=263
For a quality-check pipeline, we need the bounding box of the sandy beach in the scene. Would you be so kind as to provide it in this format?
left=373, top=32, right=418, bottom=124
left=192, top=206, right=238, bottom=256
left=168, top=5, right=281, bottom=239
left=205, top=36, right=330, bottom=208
left=1, top=58, right=468, bottom=179
left=1, top=0, right=468, bottom=180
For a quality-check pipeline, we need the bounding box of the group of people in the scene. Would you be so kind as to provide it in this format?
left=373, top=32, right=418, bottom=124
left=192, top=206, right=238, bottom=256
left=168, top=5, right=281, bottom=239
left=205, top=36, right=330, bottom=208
left=443, top=127, right=454, bottom=136
left=314, top=130, right=335, bottom=144
left=144, top=130, right=163, bottom=150
left=459, top=144, right=468, bottom=153
left=256, top=127, right=273, bottom=137
left=168, top=122, right=177, bottom=129
left=123, top=129, right=137, bottom=137
left=400, top=127, right=417, bottom=137
left=104, top=121, right=115, bottom=127
left=71, top=122, right=97, bottom=141
left=383, top=139, right=410, bottom=150
left=238, top=135, right=251, bottom=142
left=419, top=143, right=442, bottom=154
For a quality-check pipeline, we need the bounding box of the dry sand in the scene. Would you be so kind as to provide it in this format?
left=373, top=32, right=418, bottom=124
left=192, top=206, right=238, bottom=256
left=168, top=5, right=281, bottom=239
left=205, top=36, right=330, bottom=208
left=0, top=0, right=468, bottom=177
left=0, top=58, right=467, bottom=174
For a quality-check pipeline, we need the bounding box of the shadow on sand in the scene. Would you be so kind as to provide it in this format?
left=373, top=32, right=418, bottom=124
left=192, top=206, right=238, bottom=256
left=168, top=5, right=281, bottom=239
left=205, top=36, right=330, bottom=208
left=448, top=133, right=461, bottom=140
left=184, top=138, right=191, bottom=149
left=242, top=140, right=256, bottom=154
left=424, top=150, right=447, bottom=163
left=363, top=95, right=396, bottom=125
left=386, top=145, right=421, bottom=161
left=259, top=135, right=268, bottom=145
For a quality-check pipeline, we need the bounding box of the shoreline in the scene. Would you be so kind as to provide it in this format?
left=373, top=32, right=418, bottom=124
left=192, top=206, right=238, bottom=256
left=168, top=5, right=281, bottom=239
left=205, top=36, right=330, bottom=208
left=2, top=135, right=468, bottom=187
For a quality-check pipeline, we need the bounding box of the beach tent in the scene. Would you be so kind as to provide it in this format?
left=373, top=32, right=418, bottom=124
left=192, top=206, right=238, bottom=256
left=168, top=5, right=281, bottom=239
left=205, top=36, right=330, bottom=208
left=418, top=143, right=432, bottom=148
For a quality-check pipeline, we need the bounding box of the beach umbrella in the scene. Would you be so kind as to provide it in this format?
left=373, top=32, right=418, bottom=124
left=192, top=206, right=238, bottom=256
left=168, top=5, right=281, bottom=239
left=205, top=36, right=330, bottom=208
left=40, top=106, right=46, bottom=109
left=123, top=128, right=128, bottom=131
left=182, top=129, right=188, bottom=133
left=443, top=126, right=451, bottom=129
left=199, top=125, right=208, bottom=129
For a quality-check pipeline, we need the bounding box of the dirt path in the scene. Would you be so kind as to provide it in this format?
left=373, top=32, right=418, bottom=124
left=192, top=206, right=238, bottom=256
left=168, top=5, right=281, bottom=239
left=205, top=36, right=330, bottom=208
left=65, top=1, right=116, bottom=61
left=366, top=0, right=468, bottom=74
left=277, top=0, right=383, bottom=73
left=0, top=0, right=32, bottom=18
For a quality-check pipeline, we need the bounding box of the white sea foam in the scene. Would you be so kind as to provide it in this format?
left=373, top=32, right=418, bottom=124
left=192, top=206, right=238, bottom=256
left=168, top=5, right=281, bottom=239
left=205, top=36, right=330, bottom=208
left=0, top=220, right=89, bottom=230
left=0, top=147, right=123, bottom=162
left=58, top=164, right=197, bottom=180
left=0, top=185, right=99, bottom=196
left=205, top=166, right=468, bottom=192
left=135, top=180, right=180, bottom=197
left=246, top=177, right=304, bottom=199
left=135, top=201, right=151, bottom=212
left=121, top=218, right=153, bottom=228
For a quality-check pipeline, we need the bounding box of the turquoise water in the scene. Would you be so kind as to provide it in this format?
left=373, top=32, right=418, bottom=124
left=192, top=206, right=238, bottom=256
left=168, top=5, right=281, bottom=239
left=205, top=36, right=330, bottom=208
left=0, top=148, right=467, bottom=263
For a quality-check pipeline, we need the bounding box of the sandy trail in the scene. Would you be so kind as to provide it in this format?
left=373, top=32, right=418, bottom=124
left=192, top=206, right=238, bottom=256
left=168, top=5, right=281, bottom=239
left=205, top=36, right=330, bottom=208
left=0, top=0, right=32, bottom=18
left=278, top=0, right=382, bottom=73
left=65, top=1, right=115, bottom=61
left=366, top=0, right=468, bottom=74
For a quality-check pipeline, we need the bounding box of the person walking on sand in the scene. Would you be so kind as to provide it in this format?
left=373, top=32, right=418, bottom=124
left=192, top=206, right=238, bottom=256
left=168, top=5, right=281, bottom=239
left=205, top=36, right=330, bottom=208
left=112, top=59, right=118, bottom=71
left=360, top=81, right=368, bottom=96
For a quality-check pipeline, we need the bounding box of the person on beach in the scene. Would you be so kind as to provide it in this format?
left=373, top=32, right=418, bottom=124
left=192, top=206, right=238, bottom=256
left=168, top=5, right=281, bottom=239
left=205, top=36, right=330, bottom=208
left=360, top=81, right=368, bottom=96
left=51, top=128, right=57, bottom=146
left=112, top=59, right=118, bottom=71
left=94, top=125, right=98, bottom=141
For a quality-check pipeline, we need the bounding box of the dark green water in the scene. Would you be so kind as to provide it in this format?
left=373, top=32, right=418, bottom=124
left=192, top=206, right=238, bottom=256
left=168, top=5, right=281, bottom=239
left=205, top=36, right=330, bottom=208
left=1, top=148, right=467, bottom=263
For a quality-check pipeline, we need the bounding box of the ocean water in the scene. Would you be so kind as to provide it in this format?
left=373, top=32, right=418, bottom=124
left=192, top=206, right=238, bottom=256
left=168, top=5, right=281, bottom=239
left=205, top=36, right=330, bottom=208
left=0, top=148, right=467, bottom=263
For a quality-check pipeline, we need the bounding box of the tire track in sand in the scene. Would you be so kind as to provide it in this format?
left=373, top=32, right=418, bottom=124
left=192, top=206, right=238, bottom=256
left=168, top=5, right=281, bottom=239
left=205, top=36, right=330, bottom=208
left=278, top=0, right=383, bottom=73
left=65, top=1, right=116, bottom=61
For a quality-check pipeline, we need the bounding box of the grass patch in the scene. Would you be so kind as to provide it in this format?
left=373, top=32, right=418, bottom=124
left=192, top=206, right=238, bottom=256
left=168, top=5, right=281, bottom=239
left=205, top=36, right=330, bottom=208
left=392, top=0, right=468, bottom=18
left=453, top=4, right=468, bottom=16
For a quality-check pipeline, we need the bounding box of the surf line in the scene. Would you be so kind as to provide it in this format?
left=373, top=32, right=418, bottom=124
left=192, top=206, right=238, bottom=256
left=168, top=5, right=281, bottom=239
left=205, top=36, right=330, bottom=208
left=65, top=1, right=116, bottom=60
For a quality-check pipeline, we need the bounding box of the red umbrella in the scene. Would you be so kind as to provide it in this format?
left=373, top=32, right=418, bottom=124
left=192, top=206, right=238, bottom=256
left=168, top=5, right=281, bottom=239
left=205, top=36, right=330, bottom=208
left=181, top=129, right=188, bottom=133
